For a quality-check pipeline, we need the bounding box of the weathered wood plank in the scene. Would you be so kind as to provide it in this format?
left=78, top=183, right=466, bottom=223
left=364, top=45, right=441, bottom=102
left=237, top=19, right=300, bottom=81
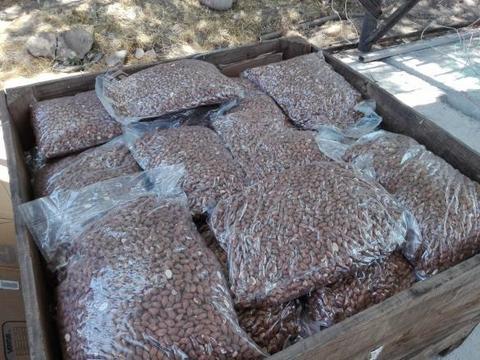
left=324, top=52, right=480, bottom=182
left=272, top=254, right=480, bottom=360
left=280, top=37, right=312, bottom=59
left=5, top=40, right=284, bottom=103
left=218, top=52, right=283, bottom=77
left=194, top=39, right=281, bottom=64
left=1, top=38, right=311, bottom=360
left=0, top=92, right=55, bottom=360
left=411, top=322, right=478, bottom=358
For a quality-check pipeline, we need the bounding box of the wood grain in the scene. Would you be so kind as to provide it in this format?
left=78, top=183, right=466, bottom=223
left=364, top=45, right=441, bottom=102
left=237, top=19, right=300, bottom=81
left=0, top=92, right=56, bottom=360
left=218, top=52, right=283, bottom=77
left=1, top=37, right=311, bottom=360
left=272, top=254, right=480, bottom=360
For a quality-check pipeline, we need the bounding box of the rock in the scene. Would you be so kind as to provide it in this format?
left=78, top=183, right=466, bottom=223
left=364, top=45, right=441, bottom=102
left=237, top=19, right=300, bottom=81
left=57, top=26, right=94, bottom=60
left=26, top=32, right=57, bottom=58
left=134, top=48, right=145, bottom=59
left=88, top=52, right=103, bottom=64
left=144, top=49, right=157, bottom=59
left=199, top=0, right=233, bottom=11
left=106, top=50, right=127, bottom=67
left=53, top=63, right=84, bottom=73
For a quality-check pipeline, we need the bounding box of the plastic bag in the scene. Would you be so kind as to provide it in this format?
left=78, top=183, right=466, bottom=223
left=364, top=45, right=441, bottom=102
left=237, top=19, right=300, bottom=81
left=211, top=92, right=328, bottom=183
left=34, top=137, right=140, bottom=197
left=125, top=123, right=245, bottom=217
left=31, top=90, right=122, bottom=159
left=210, top=161, right=419, bottom=308
left=339, top=130, right=480, bottom=278
left=198, top=224, right=303, bottom=354
left=20, top=166, right=184, bottom=273
left=96, top=59, right=244, bottom=123
left=242, top=53, right=381, bottom=136
left=303, top=252, right=414, bottom=332
left=22, top=166, right=265, bottom=359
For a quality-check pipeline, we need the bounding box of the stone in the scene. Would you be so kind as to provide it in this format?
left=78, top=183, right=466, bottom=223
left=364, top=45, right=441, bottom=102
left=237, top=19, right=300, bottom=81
left=57, top=26, right=94, bottom=60
left=144, top=49, right=156, bottom=59
left=105, top=50, right=127, bottom=67
left=199, top=0, right=233, bottom=11
left=134, top=48, right=144, bottom=59
left=26, top=32, right=57, bottom=58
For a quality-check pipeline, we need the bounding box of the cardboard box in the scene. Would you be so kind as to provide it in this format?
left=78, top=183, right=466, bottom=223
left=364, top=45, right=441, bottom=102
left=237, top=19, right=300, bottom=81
left=0, top=158, right=28, bottom=359
left=0, top=266, right=29, bottom=360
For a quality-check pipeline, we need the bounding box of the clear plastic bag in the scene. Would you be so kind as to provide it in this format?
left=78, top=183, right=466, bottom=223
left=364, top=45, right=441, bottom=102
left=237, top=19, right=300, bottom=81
left=338, top=130, right=480, bottom=278
left=237, top=301, right=303, bottom=355
left=34, top=137, right=140, bottom=197
left=20, top=166, right=184, bottom=273
left=210, top=161, right=419, bottom=308
left=198, top=225, right=303, bottom=354
left=303, top=252, right=415, bottom=332
left=96, top=59, right=244, bottom=124
left=242, top=53, right=381, bottom=135
left=211, top=90, right=328, bottom=183
left=21, top=166, right=265, bottom=359
left=125, top=122, right=245, bottom=217
left=31, top=90, right=122, bottom=159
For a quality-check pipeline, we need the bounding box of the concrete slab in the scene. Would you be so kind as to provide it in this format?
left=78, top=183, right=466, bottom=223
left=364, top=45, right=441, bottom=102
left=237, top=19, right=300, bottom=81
left=336, top=32, right=480, bottom=154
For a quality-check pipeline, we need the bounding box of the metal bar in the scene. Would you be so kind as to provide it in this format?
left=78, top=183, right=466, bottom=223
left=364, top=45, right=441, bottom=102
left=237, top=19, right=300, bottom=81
left=358, top=0, right=383, bottom=18
left=359, top=11, right=379, bottom=52
left=365, top=0, right=422, bottom=46
left=359, top=29, right=480, bottom=62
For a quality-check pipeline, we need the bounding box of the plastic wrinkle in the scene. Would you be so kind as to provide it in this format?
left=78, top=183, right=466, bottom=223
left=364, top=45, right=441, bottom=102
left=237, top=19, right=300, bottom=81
left=126, top=124, right=245, bottom=217
left=33, top=137, right=140, bottom=198
left=19, top=166, right=185, bottom=273
left=198, top=225, right=303, bottom=354
left=95, top=59, right=244, bottom=124
left=31, top=90, right=122, bottom=159
left=303, top=252, right=415, bottom=333
left=56, top=198, right=264, bottom=359
left=342, top=130, right=480, bottom=278
left=22, top=166, right=264, bottom=358
left=210, top=162, right=418, bottom=308
left=211, top=90, right=328, bottom=184
left=242, top=53, right=380, bottom=135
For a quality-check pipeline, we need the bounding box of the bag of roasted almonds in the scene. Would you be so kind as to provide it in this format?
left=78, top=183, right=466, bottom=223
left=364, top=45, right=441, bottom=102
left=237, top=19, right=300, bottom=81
left=21, top=167, right=265, bottom=359
left=125, top=121, right=245, bottom=216
left=242, top=53, right=381, bottom=135
left=303, top=252, right=415, bottom=332
left=34, top=137, right=140, bottom=198
left=210, top=161, right=420, bottom=308
left=335, top=130, right=480, bottom=278
left=96, top=59, right=244, bottom=123
left=31, top=90, right=122, bottom=159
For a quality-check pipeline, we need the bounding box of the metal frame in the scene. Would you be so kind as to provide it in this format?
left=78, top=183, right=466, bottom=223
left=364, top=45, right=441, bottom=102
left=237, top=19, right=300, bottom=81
left=358, top=0, right=422, bottom=52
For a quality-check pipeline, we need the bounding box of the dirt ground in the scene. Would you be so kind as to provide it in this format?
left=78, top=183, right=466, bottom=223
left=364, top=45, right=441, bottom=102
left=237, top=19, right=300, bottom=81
left=0, top=0, right=478, bottom=88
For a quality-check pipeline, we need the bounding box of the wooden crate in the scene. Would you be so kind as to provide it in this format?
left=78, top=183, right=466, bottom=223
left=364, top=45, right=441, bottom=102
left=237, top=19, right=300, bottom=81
left=1, top=36, right=480, bottom=360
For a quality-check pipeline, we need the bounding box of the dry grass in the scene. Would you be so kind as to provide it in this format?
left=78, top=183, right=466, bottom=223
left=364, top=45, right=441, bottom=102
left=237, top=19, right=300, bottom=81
left=2, top=0, right=475, bottom=87
left=0, top=0, right=343, bottom=86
